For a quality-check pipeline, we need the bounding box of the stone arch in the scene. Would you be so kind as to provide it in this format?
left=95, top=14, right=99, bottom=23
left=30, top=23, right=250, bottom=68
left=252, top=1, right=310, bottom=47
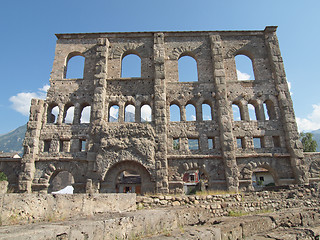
left=140, top=103, right=152, bottom=122
left=171, top=46, right=200, bottom=60
left=201, top=100, right=213, bottom=121
left=100, top=160, right=155, bottom=194
left=263, top=99, right=277, bottom=120
left=63, top=102, right=75, bottom=124
left=234, top=52, right=256, bottom=81
left=241, top=160, right=279, bottom=189
left=232, top=100, right=246, bottom=121
left=47, top=103, right=59, bottom=124
left=169, top=102, right=181, bottom=122
left=121, top=52, right=141, bottom=78
left=48, top=170, right=75, bottom=193
left=108, top=103, right=120, bottom=122
left=178, top=53, right=198, bottom=82
left=124, top=102, right=136, bottom=122
left=185, top=102, right=197, bottom=121
left=37, top=161, right=87, bottom=193
left=80, top=103, right=91, bottom=123
left=248, top=99, right=261, bottom=120
left=64, top=51, right=85, bottom=79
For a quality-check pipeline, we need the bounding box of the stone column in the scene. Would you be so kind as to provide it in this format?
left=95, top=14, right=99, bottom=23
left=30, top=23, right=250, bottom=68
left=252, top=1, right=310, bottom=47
left=73, top=103, right=81, bottom=124
left=210, top=34, right=239, bottom=192
left=264, top=26, right=308, bottom=185
left=19, top=99, right=46, bottom=192
left=87, top=38, right=110, bottom=192
left=153, top=33, right=169, bottom=193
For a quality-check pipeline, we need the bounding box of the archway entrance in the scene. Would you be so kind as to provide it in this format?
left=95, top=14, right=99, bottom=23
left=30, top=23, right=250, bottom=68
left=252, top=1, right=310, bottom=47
left=251, top=167, right=275, bottom=189
left=48, top=170, right=74, bottom=194
left=101, top=160, right=154, bottom=194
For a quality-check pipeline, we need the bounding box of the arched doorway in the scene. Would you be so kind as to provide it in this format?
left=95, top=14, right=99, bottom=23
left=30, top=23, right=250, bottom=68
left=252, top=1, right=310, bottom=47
left=101, top=160, right=154, bottom=194
left=48, top=170, right=74, bottom=194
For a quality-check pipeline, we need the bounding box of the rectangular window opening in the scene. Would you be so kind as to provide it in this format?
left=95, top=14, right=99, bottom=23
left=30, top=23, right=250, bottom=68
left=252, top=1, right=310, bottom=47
left=43, top=140, right=51, bottom=152
left=59, top=140, right=64, bottom=152
left=188, top=138, right=199, bottom=150
left=80, top=139, right=86, bottom=152
left=236, top=137, right=244, bottom=149
left=273, top=136, right=281, bottom=148
left=253, top=137, right=264, bottom=148
left=173, top=138, right=180, bottom=150
left=208, top=137, right=215, bottom=149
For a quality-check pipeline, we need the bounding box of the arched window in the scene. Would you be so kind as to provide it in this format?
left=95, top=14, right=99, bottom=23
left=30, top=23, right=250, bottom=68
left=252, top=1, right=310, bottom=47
left=248, top=103, right=257, bottom=121
left=170, top=104, right=180, bottom=122
left=178, top=55, right=198, bottom=82
left=263, top=100, right=276, bottom=120
left=141, top=104, right=152, bottom=122
left=202, top=103, right=212, bottom=121
left=232, top=103, right=243, bottom=121
left=121, top=54, right=141, bottom=78
left=63, top=105, right=74, bottom=124
left=125, top=104, right=135, bottom=122
left=80, top=105, right=91, bottom=123
left=48, top=171, right=75, bottom=194
left=235, top=54, right=255, bottom=81
left=186, top=104, right=196, bottom=121
left=109, top=105, right=119, bottom=122
left=65, top=54, right=85, bottom=79
left=47, top=105, right=59, bottom=123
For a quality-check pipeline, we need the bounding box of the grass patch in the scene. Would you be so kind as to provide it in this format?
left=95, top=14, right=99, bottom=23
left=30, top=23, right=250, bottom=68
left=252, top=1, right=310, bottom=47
left=194, top=190, right=239, bottom=196
left=228, top=208, right=273, bottom=217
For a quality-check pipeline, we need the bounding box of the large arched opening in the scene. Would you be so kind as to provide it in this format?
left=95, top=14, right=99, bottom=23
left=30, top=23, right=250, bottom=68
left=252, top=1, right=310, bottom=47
left=101, top=160, right=154, bottom=194
left=48, top=170, right=75, bottom=194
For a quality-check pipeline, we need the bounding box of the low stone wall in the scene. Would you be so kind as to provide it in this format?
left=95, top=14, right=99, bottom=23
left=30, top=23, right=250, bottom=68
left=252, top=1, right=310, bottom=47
left=137, top=184, right=320, bottom=217
left=0, top=193, right=136, bottom=226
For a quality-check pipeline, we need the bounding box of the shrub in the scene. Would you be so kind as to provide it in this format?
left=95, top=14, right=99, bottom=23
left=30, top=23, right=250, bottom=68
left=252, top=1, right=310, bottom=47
left=0, top=172, right=7, bottom=182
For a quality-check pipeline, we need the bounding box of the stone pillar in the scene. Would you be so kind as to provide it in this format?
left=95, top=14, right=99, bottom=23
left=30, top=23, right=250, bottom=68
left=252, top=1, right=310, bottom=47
left=210, top=34, right=239, bottom=191
left=264, top=26, right=308, bottom=185
left=73, top=103, right=81, bottom=124
left=135, top=102, right=141, bottom=123
left=196, top=102, right=203, bottom=121
left=19, top=99, right=46, bottom=192
left=153, top=33, right=169, bottom=193
left=87, top=38, right=110, bottom=189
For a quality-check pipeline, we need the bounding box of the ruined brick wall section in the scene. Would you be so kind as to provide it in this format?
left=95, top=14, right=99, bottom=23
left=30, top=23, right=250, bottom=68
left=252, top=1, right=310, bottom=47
left=264, top=27, right=308, bottom=184
left=17, top=28, right=312, bottom=193
left=210, top=34, right=239, bottom=191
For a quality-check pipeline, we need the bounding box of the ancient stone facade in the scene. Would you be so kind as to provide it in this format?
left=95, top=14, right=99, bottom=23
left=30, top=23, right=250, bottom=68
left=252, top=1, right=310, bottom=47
left=17, top=27, right=311, bottom=194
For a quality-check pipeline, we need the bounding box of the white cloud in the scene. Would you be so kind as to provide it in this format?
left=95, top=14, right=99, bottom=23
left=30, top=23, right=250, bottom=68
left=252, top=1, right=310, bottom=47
left=109, top=106, right=119, bottom=119
left=296, top=104, right=320, bottom=132
left=191, top=115, right=196, bottom=121
left=236, top=69, right=250, bottom=80
left=9, top=84, right=50, bottom=116
left=125, top=104, right=135, bottom=113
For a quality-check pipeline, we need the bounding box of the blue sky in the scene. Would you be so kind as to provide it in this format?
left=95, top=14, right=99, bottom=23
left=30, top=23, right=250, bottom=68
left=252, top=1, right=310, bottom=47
left=0, top=0, right=319, bottom=134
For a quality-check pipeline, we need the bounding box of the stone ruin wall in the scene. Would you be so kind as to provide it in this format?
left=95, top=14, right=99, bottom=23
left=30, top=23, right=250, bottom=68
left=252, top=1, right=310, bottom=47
left=3, top=26, right=318, bottom=194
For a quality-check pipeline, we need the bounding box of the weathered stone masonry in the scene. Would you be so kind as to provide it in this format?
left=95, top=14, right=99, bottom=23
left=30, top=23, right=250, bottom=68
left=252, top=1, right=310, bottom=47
left=15, top=26, right=319, bottom=194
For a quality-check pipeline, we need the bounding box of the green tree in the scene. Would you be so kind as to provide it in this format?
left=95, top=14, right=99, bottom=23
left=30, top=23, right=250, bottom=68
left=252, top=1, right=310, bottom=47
left=300, top=132, right=318, bottom=152
left=0, top=172, right=7, bottom=181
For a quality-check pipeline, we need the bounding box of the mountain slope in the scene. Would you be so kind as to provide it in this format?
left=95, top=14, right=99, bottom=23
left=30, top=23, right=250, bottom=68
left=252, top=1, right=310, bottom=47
left=0, top=124, right=27, bottom=153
